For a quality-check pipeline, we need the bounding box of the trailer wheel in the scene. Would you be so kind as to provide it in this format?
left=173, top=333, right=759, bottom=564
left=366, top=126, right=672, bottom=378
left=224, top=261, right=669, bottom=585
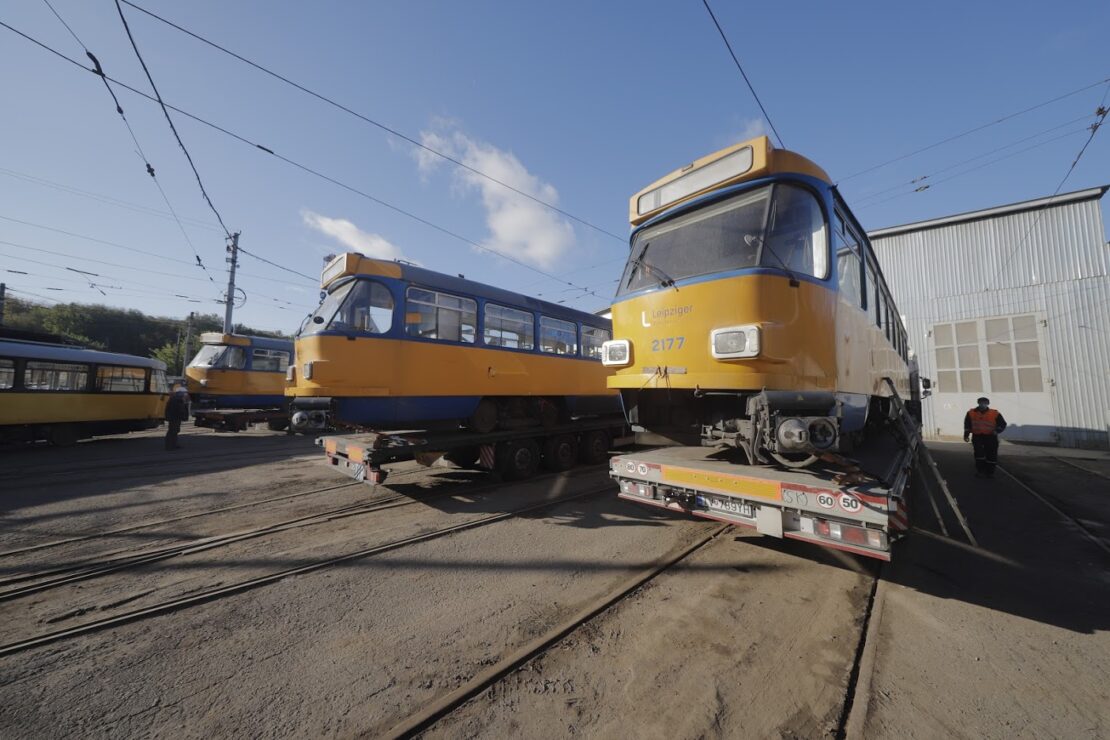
left=497, top=438, right=540, bottom=481
left=579, top=430, right=610, bottom=465
left=267, top=418, right=290, bottom=431
left=49, top=424, right=80, bottom=448
left=543, top=434, right=578, bottom=472
left=445, top=446, right=480, bottom=468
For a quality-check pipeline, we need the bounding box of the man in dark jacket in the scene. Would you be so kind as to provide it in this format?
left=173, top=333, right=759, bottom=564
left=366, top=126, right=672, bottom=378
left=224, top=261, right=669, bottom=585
left=963, top=396, right=1007, bottom=478
left=165, top=386, right=190, bottom=451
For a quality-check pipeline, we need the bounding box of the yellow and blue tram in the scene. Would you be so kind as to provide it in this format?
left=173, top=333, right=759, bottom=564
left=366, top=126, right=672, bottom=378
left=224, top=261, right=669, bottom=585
left=601, top=135, right=911, bottom=467
left=0, top=337, right=169, bottom=446
left=185, top=333, right=293, bottom=411
left=288, top=253, right=619, bottom=431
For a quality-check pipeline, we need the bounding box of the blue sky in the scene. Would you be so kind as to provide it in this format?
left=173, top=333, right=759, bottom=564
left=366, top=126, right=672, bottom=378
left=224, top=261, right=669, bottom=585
left=1, top=0, right=1107, bottom=332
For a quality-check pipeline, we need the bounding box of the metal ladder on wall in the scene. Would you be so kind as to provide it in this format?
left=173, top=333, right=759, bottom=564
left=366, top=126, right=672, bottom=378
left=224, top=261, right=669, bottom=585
left=882, top=377, right=977, bottom=546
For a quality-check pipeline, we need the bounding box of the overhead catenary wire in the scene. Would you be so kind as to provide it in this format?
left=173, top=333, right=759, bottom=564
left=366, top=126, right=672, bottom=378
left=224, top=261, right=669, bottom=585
left=839, top=75, right=1110, bottom=182
left=0, top=214, right=315, bottom=288
left=0, top=244, right=314, bottom=310
left=988, top=89, right=1108, bottom=288
left=855, top=126, right=1091, bottom=212
left=0, top=166, right=221, bottom=232
left=0, top=20, right=610, bottom=301
left=700, top=0, right=786, bottom=149
left=117, top=0, right=627, bottom=245
left=850, top=112, right=1100, bottom=206
left=40, top=0, right=218, bottom=284
left=113, top=0, right=232, bottom=240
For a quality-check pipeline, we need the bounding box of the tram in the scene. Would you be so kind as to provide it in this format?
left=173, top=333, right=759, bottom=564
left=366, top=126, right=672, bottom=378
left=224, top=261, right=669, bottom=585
left=602, top=135, right=911, bottom=467
left=288, top=253, right=619, bottom=432
left=185, top=333, right=292, bottom=411
left=0, top=337, right=169, bottom=446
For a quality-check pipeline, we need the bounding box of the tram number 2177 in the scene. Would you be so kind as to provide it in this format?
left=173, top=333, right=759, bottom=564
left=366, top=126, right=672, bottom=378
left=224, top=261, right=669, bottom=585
left=651, top=336, right=685, bottom=351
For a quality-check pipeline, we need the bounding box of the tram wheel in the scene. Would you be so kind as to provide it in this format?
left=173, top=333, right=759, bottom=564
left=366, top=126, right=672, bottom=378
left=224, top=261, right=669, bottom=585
left=497, top=438, right=540, bottom=481
left=468, top=398, right=498, bottom=434
left=770, top=451, right=820, bottom=469
left=579, top=430, right=610, bottom=465
left=543, top=434, right=578, bottom=472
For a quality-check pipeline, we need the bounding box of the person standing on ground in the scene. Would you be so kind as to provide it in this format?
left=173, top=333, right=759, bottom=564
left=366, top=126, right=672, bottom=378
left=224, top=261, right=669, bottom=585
left=164, top=385, right=190, bottom=451
left=963, top=396, right=1007, bottom=478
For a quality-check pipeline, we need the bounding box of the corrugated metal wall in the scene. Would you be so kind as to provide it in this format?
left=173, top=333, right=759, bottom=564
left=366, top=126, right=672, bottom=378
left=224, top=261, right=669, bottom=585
left=870, top=196, right=1110, bottom=449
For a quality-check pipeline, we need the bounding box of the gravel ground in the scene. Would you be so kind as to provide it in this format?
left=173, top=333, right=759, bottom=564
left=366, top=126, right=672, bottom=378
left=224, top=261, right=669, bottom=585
left=1, top=432, right=1107, bottom=738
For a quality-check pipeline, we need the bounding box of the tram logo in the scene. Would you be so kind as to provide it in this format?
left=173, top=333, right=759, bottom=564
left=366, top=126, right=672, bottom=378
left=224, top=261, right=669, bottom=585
left=641, top=305, right=693, bottom=328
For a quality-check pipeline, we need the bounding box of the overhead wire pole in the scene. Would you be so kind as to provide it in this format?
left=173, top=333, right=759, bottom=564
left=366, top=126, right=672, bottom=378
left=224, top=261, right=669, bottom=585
left=223, top=233, right=240, bottom=334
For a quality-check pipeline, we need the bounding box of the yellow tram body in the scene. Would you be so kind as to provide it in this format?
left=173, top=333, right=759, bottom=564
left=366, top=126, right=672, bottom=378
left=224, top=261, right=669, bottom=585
left=603, top=136, right=911, bottom=464
left=185, top=332, right=293, bottom=411
left=288, top=254, right=618, bottom=431
left=0, top=339, right=169, bottom=446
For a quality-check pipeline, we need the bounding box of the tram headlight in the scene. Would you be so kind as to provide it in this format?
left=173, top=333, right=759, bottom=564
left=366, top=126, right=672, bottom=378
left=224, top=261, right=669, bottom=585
left=710, top=325, right=760, bottom=359
left=601, top=340, right=631, bottom=367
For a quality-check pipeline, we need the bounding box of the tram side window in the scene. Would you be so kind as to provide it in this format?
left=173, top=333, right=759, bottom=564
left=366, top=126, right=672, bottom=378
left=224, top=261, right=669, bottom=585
left=540, top=316, right=578, bottom=355
left=0, top=358, right=14, bottom=389
left=865, top=262, right=880, bottom=327
left=97, top=366, right=147, bottom=392
left=582, top=326, right=611, bottom=360
left=484, top=304, right=534, bottom=350
left=152, top=369, right=170, bottom=394
left=406, top=288, right=477, bottom=343
left=25, top=361, right=89, bottom=391
left=328, top=280, right=394, bottom=335
left=833, top=210, right=863, bottom=309
left=251, top=348, right=290, bottom=372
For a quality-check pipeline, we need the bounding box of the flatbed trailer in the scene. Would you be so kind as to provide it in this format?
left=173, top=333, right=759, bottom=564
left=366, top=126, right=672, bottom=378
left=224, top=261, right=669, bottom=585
left=318, top=417, right=630, bottom=485
left=193, top=408, right=290, bottom=432
left=611, top=432, right=917, bottom=561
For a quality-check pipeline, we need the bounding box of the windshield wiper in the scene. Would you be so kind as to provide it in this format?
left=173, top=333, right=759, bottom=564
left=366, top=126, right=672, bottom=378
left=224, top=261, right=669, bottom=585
left=746, top=234, right=800, bottom=288
left=626, top=242, right=679, bottom=292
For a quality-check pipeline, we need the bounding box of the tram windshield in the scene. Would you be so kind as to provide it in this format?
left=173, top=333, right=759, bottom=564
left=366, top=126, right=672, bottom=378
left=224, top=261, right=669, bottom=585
left=188, top=345, right=247, bottom=369
left=300, top=279, right=395, bottom=336
left=617, top=183, right=827, bottom=296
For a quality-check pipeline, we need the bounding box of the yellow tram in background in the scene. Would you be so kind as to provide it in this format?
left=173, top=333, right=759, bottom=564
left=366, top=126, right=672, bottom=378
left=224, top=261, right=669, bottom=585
left=287, top=254, right=620, bottom=432
left=185, top=333, right=293, bottom=412
left=602, top=135, right=911, bottom=467
left=0, top=337, right=169, bottom=446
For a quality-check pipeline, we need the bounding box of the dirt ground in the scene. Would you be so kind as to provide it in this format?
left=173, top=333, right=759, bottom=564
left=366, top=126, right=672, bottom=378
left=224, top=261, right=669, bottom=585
left=1, top=428, right=1107, bottom=738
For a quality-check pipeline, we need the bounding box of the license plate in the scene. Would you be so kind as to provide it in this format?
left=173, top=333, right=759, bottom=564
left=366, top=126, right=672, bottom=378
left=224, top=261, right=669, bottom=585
left=696, top=494, right=754, bottom=518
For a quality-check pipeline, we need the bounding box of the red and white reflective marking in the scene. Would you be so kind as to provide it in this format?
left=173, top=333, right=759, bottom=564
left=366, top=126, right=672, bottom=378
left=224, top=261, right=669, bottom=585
left=479, top=444, right=496, bottom=470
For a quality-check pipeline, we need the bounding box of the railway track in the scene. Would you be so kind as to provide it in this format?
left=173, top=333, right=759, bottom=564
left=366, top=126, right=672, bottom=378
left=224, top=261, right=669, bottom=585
left=0, top=436, right=313, bottom=483
left=999, top=461, right=1110, bottom=556
left=384, top=522, right=732, bottom=737
left=0, top=464, right=603, bottom=598
left=0, top=479, right=614, bottom=658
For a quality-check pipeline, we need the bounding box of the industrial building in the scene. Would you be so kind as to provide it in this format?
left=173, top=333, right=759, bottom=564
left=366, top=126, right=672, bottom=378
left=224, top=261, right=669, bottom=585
left=869, top=185, right=1110, bottom=449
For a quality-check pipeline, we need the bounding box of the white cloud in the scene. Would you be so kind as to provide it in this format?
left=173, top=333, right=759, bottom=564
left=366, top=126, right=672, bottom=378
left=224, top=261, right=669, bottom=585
left=714, top=118, right=769, bottom=149
left=301, top=210, right=410, bottom=262
left=413, top=124, right=574, bottom=270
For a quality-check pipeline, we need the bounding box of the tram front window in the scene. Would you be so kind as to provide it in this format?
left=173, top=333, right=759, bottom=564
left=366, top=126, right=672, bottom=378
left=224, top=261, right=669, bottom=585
left=188, top=345, right=246, bottom=369
left=617, top=183, right=827, bottom=295
left=327, top=280, right=394, bottom=334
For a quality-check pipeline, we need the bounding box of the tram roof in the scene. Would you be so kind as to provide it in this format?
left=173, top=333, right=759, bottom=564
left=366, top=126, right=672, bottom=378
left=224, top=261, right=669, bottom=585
left=0, top=338, right=167, bottom=370
left=198, top=333, right=293, bottom=351
left=321, top=253, right=612, bottom=327
left=629, top=135, right=831, bottom=226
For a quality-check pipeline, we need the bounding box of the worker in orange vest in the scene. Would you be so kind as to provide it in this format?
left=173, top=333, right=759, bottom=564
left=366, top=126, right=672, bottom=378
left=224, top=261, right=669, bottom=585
left=963, top=396, right=1007, bottom=478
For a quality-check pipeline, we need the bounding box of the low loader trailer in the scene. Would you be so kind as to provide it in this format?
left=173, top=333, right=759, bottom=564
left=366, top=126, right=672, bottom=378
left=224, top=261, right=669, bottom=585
left=318, top=416, right=630, bottom=485
left=611, top=382, right=957, bottom=562
left=610, top=440, right=914, bottom=561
